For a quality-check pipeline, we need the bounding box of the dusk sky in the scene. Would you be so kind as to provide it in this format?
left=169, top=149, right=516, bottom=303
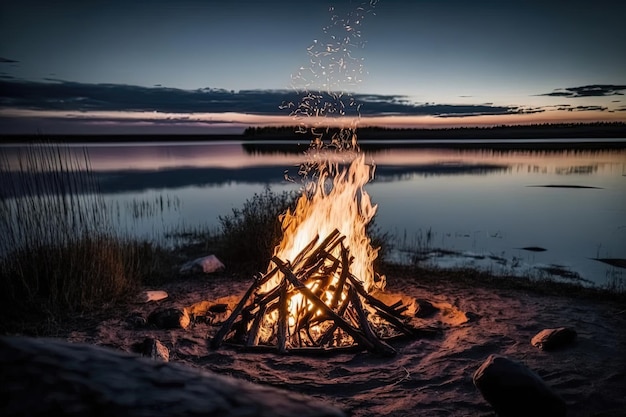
left=1, top=0, right=625, bottom=134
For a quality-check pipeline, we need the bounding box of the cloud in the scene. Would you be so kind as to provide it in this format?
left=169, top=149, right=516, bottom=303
left=561, top=105, right=608, bottom=112
left=540, top=84, right=626, bottom=98
left=0, top=78, right=530, bottom=118
left=0, top=57, right=19, bottom=63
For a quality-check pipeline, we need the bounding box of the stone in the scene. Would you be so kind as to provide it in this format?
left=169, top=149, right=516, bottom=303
left=180, top=254, right=225, bottom=274
left=187, top=301, right=231, bottom=325
left=126, top=312, right=147, bottom=328
left=464, top=311, right=482, bottom=322
left=0, top=336, right=346, bottom=417
left=473, top=354, right=566, bottom=417
left=141, top=290, right=168, bottom=303
left=414, top=299, right=438, bottom=318
left=531, top=327, right=577, bottom=351
left=147, top=307, right=190, bottom=330
left=132, top=337, right=169, bottom=362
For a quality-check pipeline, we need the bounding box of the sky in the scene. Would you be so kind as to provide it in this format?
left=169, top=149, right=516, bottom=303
left=1, top=0, right=625, bottom=135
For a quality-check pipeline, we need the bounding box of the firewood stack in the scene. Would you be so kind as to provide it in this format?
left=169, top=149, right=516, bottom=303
left=211, top=229, right=433, bottom=356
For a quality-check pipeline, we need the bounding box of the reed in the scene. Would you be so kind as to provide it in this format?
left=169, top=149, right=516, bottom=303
left=0, top=144, right=167, bottom=322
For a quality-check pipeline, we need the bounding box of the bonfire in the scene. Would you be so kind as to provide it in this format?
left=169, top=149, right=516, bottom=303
left=210, top=0, right=433, bottom=355
left=211, top=153, right=433, bottom=356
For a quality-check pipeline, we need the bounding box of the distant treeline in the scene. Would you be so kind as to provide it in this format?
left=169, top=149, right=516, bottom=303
left=243, top=122, right=626, bottom=140
left=2, top=122, right=625, bottom=143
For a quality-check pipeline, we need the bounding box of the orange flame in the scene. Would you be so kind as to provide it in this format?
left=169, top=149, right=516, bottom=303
left=261, top=153, right=384, bottom=296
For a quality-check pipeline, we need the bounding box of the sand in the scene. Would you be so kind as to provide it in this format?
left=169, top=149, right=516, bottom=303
left=63, top=270, right=626, bottom=417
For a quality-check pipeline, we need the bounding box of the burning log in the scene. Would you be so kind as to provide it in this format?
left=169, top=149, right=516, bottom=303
left=211, top=230, right=433, bottom=356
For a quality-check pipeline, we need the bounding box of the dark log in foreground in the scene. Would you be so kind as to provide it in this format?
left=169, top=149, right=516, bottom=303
left=0, top=336, right=346, bottom=417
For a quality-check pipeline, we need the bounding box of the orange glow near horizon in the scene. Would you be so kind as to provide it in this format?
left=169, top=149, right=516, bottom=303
left=0, top=107, right=623, bottom=133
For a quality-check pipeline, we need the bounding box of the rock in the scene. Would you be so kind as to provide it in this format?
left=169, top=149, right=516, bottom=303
left=0, top=336, right=346, bottom=417
left=132, top=337, right=169, bottom=362
left=531, top=327, right=577, bottom=351
left=126, top=312, right=147, bottom=328
left=473, top=354, right=566, bottom=417
left=180, top=255, right=225, bottom=274
left=140, top=290, right=168, bottom=303
left=147, top=308, right=190, bottom=329
left=465, top=311, right=482, bottom=323
left=187, top=301, right=231, bottom=324
left=414, top=299, right=438, bottom=318
left=208, top=303, right=229, bottom=313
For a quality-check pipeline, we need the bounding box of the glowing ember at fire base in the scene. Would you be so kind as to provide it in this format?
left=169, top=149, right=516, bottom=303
left=210, top=230, right=433, bottom=356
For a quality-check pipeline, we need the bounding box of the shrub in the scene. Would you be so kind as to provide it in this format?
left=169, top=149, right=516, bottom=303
left=216, top=187, right=299, bottom=275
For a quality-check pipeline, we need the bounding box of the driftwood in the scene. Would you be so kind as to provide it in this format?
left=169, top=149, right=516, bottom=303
left=211, top=229, right=431, bottom=356
left=0, top=336, right=346, bottom=417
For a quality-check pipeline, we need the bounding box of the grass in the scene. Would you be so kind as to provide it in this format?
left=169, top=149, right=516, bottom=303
left=0, top=144, right=174, bottom=332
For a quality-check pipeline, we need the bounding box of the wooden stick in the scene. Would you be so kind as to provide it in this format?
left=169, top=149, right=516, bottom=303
left=246, top=304, right=267, bottom=347
left=246, top=283, right=282, bottom=312
left=349, top=288, right=397, bottom=357
left=273, top=256, right=376, bottom=352
left=318, top=293, right=351, bottom=346
left=277, top=280, right=288, bottom=353
left=330, top=244, right=350, bottom=310
left=211, top=281, right=259, bottom=349
left=300, top=230, right=344, bottom=270
left=256, top=264, right=281, bottom=288
left=345, top=274, right=415, bottom=334
left=230, top=343, right=363, bottom=355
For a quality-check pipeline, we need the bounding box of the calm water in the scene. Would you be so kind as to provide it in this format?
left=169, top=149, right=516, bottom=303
left=2, top=140, right=625, bottom=287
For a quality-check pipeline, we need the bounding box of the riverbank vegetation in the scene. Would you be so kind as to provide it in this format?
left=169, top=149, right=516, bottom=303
left=0, top=145, right=173, bottom=330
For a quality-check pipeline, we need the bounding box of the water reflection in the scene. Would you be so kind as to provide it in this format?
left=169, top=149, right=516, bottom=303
left=2, top=141, right=624, bottom=197
left=1, top=140, right=625, bottom=287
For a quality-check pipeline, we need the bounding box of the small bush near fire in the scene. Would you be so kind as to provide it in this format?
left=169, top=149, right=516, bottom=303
left=217, top=187, right=299, bottom=275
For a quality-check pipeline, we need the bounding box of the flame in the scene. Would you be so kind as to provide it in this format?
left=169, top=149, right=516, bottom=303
left=250, top=1, right=384, bottom=347
left=257, top=152, right=384, bottom=346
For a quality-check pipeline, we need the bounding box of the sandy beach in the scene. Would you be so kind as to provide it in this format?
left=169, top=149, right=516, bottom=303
left=47, top=266, right=626, bottom=417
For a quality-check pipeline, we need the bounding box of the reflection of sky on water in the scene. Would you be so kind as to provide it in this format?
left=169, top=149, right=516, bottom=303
left=2, top=141, right=625, bottom=286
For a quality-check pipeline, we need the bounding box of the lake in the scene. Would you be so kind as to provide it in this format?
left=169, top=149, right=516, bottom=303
left=2, top=139, right=625, bottom=288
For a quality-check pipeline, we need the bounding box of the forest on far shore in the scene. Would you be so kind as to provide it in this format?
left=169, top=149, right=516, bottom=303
left=243, top=122, right=626, bottom=140
left=2, top=122, right=625, bottom=143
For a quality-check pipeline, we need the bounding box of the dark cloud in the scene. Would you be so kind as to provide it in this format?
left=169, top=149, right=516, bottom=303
left=540, top=84, right=626, bottom=98
left=0, top=57, right=19, bottom=63
left=560, top=105, right=608, bottom=112
left=0, top=78, right=528, bottom=118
